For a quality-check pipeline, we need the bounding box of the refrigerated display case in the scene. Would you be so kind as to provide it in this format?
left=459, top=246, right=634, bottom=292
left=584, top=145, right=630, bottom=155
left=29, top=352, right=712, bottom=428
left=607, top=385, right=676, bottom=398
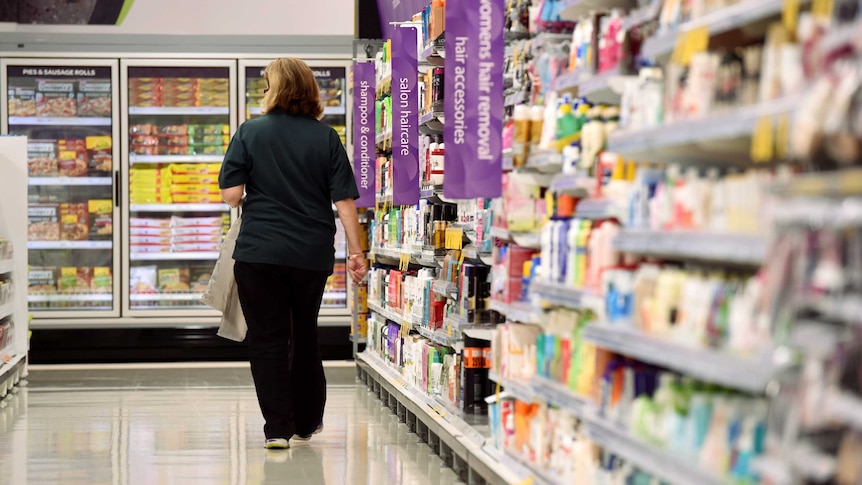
left=1, top=59, right=121, bottom=318
left=239, top=60, right=351, bottom=316
left=121, top=60, right=237, bottom=317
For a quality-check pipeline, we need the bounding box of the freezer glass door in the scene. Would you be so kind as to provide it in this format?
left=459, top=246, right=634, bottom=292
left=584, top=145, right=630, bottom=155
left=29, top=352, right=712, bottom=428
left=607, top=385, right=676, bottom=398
left=243, top=63, right=349, bottom=312
left=125, top=64, right=233, bottom=312
left=4, top=61, right=120, bottom=315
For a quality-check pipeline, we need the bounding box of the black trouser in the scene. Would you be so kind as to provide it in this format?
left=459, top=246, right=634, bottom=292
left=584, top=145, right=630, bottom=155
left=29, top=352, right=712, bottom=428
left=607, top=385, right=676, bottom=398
left=234, top=261, right=330, bottom=439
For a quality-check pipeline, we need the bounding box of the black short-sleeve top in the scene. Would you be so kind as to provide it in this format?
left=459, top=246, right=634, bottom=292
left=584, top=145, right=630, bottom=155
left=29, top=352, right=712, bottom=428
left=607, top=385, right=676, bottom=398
left=218, top=108, right=360, bottom=272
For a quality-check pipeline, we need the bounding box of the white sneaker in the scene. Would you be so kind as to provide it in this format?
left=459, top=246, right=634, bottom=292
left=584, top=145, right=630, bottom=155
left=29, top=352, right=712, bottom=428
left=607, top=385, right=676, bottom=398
left=292, top=423, right=323, bottom=442
left=264, top=438, right=289, bottom=449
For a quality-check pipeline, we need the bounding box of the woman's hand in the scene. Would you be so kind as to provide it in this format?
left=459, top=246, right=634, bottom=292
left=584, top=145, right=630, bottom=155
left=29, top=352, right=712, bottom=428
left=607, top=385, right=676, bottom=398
left=348, top=254, right=367, bottom=285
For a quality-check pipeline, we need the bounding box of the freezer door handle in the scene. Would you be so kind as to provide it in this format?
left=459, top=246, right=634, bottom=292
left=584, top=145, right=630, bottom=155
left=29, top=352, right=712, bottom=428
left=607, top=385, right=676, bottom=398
left=114, top=170, right=120, bottom=208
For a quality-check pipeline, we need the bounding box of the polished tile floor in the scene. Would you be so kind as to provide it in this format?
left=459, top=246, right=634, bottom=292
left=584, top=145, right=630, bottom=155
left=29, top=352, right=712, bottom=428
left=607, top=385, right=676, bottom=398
left=0, top=362, right=464, bottom=485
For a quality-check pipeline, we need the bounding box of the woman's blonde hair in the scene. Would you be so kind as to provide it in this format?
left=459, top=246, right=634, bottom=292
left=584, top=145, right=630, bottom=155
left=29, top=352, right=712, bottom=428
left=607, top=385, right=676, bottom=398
left=260, top=57, right=323, bottom=119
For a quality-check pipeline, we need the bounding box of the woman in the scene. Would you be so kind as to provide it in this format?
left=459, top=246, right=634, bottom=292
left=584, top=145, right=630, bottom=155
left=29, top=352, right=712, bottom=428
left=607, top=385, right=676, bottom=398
left=218, top=57, right=367, bottom=450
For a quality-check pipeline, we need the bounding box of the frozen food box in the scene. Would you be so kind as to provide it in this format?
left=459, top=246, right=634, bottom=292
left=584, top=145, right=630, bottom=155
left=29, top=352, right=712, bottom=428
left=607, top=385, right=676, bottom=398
left=170, top=216, right=222, bottom=228
left=28, top=204, right=60, bottom=241
left=189, top=145, right=225, bottom=156
left=130, top=134, right=159, bottom=146
left=172, top=243, right=221, bottom=253
left=170, top=163, right=221, bottom=175
left=171, top=184, right=221, bottom=196
left=76, top=80, right=112, bottom=117
left=57, top=139, right=88, bottom=177
left=162, top=98, right=198, bottom=108
left=130, top=124, right=158, bottom=135
left=171, top=226, right=223, bottom=236
left=58, top=267, right=92, bottom=292
left=130, top=236, right=172, bottom=246
left=129, top=245, right=171, bottom=253
left=171, top=194, right=222, bottom=204
left=28, top=267, right=58, bottom=293
left=130, top=195, right=172, bottom=204
left=59, top=203, right=89, bottom=241
left=158, top=146, right=192, bottom=156
left=35, top=79, right=77, bottom=117
left=130, top=227, right=171, bottom=237
left=129, top=78, right=164, bottom=88
left=158, top=268, right=190, bottom=291
left=188, top=134, right=229, bottom=146
left=86, top=136, right=112, bottom=175
left=129, top=266, right=158, bottom=293
left=92, top=267, right=113, bottom=293
left=163, top=135, right=189, bottom=146
left=190, top=268, right=212, bottom=293
left=188, top=125, right=229, bottom=136
left=172, top=174, right=218, bottom=185
left=130, top=145, right=159, bottom=155
left=130, top=217, right=171, bottom=228
left=88, top=200, right=113, bottom=240
left=160, top=125, right=188, bottom=135
left=9, top=86, right=37, bottom=117
left=171, top=234, right=222, bottom=244
left=27, top=140, right=58, bottom=177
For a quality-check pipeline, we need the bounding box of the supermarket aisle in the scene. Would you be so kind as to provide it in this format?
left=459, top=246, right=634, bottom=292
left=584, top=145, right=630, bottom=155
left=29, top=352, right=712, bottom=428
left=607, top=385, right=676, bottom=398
left=0, top=363, right=463, bottom=485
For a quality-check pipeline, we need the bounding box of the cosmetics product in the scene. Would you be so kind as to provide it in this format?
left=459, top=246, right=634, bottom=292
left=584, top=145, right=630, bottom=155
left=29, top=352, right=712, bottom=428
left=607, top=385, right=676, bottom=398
left=512, top=105, right=531, bottom=167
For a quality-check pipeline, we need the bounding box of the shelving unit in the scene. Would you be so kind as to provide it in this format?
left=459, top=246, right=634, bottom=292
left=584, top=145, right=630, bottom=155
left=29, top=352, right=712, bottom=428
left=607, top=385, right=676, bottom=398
left=129, top=252, right=220, bottom=261
left=356, top=3, right=862, bottom=483
left=554, top=67, right=624, bottom=105
left=28, top=240, right=113, bottom=250
left=129, top=203, right=229, bottom=212
left=607, top=95, right=801, bottom=163
left=129, top=293, right=204, bottom=302
left=0, top=303, right=13, bottom=321
left=612, top=229, right=768, bottom=266
left=489, top=300, right=535, bottom=324
left=357, top=351, right=525, bottom=485
left=29, top=177, right=114, bottom=186
left=582, top=324, right=783, bottom=393
left=559, top=0, right=636, bottom=20
left=130, top=154, right=224, bottom=163
left=641, top=0, right=797, bottom=61
left=368, top=300, right=420, bottom=327
left=29, top=293, right=113, bottom=303
left=529, top=280, right=602, bottom=312
left=585, top=417, right=725, bottom=485
left=431, top=279, right=457, bottom=299
left=7, top=116, right=111, bottom=126
left=0, top=136, right=29, bottom=397
left=128, top=106, right=230, bottom=115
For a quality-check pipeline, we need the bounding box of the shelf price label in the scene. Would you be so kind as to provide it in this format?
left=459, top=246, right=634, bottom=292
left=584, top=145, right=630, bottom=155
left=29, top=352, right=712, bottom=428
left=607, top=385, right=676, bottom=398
left=391, top=27, right=420, bottom=206
left=353, top=62, right=377, bottom=208
left=444, top=0, right=505, bottom=199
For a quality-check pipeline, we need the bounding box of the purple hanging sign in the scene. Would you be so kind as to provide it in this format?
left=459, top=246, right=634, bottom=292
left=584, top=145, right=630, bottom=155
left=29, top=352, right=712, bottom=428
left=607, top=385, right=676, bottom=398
left=391, top=26, right=420, bottom=206
left=444, top=0, right=505, bottom=199
left=352, top=62, right=376, bottom=208
left=376, top=0, right=428, bottom=37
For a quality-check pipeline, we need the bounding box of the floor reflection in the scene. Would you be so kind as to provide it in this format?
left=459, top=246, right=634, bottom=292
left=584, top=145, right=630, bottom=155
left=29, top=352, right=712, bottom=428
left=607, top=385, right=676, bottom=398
left=0, top=365, right=463, bottom=485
